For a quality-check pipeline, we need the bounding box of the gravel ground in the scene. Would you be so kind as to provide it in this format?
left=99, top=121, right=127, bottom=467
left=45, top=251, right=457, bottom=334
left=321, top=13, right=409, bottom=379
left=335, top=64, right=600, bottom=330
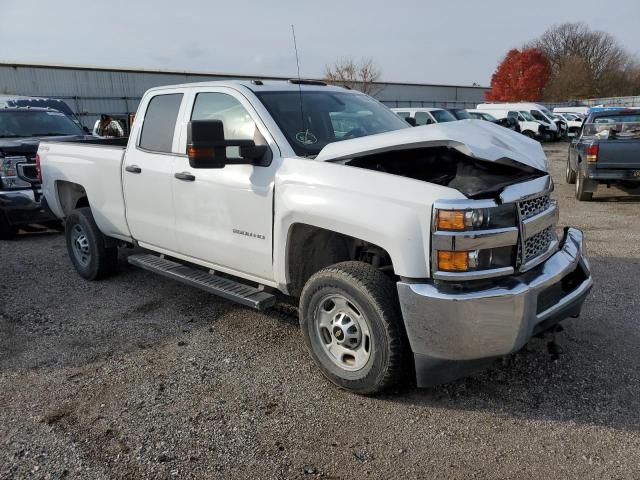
left=1, top=142, right=639, bottom=479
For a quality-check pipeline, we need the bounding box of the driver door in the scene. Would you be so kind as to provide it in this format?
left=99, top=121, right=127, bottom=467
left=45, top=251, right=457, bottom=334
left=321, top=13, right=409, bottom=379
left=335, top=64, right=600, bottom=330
left=172, top=88, right=278, bottom=283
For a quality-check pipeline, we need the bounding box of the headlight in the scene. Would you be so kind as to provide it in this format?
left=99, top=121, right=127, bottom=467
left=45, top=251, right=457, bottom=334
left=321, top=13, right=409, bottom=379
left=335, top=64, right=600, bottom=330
left=436, top=204, right=515, bottom=231
left=432, top=203, right=519, bottom=278
left=0, top=156, right=31, bottom=189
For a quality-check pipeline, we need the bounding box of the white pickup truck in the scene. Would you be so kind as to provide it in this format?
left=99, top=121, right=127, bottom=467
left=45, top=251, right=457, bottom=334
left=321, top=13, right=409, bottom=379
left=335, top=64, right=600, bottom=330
left=38, top=80, right=593, bottom=394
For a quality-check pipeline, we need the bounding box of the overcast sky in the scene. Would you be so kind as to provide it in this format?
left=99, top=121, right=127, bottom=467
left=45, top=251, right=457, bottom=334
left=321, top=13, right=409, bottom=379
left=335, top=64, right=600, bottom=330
left=1, top=0, right=638, bottom=86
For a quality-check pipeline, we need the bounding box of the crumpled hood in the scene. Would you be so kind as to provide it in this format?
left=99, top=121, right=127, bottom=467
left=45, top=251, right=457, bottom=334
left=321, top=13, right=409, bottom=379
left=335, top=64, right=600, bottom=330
left=315, top=120, right=548, bottom=172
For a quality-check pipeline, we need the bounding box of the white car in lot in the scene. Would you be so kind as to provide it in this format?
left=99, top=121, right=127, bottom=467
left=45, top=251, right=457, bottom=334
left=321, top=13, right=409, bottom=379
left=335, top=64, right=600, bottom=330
left=555, top=113, right=584, bottom=136
left=477, top=103, right=560, bottom=139
left=37, top=80, right=592, bottom=394
left=391, top=107, right=457, bottom=125
left=472, top=107, right=548, bottom=140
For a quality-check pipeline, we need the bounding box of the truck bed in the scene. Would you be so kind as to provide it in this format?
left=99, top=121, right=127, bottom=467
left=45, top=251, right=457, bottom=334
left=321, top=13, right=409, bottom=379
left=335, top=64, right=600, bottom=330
left=39, top=139, right=131, bottom=240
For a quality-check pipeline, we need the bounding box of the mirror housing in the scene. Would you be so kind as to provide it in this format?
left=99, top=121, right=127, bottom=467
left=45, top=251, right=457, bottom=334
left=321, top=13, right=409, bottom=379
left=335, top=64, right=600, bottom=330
left=186, top=120, right=270, bottom=169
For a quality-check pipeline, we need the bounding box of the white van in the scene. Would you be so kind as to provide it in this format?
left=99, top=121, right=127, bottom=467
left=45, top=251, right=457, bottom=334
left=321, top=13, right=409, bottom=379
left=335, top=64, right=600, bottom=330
left=553, top=106, right=590, bottom=117
left=391, top=107, right=457, bottom=125
left=477, top=103, right=559, bottom=139
left=473, top=107, right=549, bottom=140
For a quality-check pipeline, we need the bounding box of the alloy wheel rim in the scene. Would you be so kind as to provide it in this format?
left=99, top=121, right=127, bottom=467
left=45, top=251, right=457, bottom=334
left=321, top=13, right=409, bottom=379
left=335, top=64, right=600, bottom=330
left=314, top=294, right=371, bottom=371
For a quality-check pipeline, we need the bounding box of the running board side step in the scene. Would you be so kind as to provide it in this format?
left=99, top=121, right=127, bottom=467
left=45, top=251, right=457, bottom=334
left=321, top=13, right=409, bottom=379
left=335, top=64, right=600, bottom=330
left=127, top=253, right=276, bottom=311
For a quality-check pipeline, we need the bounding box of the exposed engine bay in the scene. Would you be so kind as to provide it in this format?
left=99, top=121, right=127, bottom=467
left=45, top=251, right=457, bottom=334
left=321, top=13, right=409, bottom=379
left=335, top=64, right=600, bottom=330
left=344, top=146, right=544, bottom=199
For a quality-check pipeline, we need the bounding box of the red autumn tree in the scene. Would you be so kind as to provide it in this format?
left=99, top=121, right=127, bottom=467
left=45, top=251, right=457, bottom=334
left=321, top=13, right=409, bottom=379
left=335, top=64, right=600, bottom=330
left=485, top=48, right=551, bottom=101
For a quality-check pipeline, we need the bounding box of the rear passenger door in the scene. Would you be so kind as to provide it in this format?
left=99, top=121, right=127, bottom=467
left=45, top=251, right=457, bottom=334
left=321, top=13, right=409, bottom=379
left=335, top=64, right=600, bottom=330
left=123, top=91, right=185, bottom=252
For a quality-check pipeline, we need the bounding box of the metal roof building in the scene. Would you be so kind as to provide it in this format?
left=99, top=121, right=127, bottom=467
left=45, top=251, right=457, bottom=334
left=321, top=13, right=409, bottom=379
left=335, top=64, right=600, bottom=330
left=0, top=62, right=488, bottom=128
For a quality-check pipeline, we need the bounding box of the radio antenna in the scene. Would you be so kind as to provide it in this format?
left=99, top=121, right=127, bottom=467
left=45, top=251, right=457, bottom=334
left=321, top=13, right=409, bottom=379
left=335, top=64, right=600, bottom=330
left=291, top=24, right=307, bottom=145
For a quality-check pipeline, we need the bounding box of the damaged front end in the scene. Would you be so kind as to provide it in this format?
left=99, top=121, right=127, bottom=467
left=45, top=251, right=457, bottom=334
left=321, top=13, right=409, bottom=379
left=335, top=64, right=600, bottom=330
left=315, top=119, right=549, bottom=200
left=344, top=146, right=544, bottom=199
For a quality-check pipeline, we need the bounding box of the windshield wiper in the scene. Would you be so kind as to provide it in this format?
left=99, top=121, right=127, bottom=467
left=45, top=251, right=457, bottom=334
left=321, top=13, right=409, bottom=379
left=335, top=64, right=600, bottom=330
left=30, top=132, right=75, bottom=137
left=0, top=134, right=24, bottom=138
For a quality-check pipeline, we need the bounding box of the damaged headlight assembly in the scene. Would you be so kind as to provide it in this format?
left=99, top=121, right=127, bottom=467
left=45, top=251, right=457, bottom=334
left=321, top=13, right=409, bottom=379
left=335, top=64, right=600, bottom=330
left=431, top=202, right=519, bottom=280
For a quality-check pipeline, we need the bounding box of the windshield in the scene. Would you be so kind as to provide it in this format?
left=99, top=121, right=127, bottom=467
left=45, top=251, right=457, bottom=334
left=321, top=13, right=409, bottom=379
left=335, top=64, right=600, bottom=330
left=540, top=106, right=555, bottom=118
left=431, top=109, right=457, bottom=122
left=256, top=91, right=409, bottom=156
left=0, top=110, right=83, bottom=138
left=480, top=112, right=497, bottom=121
left=530, top=110, right=550, bottom=123
left=519, top=111, right=535, bottom=121
left=450, top=109, right=472, bottom=120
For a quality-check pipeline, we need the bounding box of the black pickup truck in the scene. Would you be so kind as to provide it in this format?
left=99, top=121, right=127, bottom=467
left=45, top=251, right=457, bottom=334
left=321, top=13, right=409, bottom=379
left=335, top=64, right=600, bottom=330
left=567, top=109, right=640, bottom=201
left=0, top=107, right=86, bottom=238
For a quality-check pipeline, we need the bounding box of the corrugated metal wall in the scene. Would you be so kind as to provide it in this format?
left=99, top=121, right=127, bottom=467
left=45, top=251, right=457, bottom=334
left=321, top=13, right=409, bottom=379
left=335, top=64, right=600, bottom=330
left=0, top=63, right=489, bottom=127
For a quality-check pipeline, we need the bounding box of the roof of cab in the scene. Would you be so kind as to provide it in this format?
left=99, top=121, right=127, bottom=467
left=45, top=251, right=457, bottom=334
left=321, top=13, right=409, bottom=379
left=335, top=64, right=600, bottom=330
left=144, top=79, right=355, bottom=94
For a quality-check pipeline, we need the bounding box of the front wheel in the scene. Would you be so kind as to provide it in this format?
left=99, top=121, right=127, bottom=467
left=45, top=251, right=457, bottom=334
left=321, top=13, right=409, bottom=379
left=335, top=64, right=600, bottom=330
left=65, top=207, right=118, bottom=280
left=299, top=261, right=409, bottom=395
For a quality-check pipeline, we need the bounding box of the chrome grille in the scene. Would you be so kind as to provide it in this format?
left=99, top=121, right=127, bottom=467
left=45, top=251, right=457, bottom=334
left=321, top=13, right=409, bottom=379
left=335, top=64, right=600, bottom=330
left=524, top=227, right=553, bottom=262
left=518, top=194, right=551, bottom=220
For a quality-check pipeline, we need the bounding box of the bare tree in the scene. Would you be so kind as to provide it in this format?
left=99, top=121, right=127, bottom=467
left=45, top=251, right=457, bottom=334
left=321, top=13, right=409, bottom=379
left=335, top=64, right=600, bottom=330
left=324, top=57, right=381, bottom=95
left=542, top=56, right=593, bottom=101
left=530, top=22, right=634, bottom=98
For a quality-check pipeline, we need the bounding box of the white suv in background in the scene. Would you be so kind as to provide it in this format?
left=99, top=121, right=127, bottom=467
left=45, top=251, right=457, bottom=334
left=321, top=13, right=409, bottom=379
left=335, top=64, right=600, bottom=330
left=477, top=103, right=560, bottom=139
left=391, top=107, right=457, bottom=125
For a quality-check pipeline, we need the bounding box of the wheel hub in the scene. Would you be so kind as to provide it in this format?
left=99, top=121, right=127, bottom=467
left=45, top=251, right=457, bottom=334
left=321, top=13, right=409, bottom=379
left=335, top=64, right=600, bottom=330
left=331, top=312, right=362, bottom=348
left=70, top=224, right=91, bottom=266
left=315, top=294, right=371, bottom=371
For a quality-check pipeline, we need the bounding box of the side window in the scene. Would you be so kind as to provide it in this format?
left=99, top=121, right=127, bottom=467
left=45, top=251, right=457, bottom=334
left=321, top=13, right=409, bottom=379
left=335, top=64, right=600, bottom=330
left=395, top=111, right=410, bottom=118
left=415, top=111, right=432, bottom=125
left=507, top=111, right=518, bottom=119
left=139, top=93, right=183, bottom=153
left=191, top=92, right=257, bottom=159
left=530, top=110, right=546, bottom=122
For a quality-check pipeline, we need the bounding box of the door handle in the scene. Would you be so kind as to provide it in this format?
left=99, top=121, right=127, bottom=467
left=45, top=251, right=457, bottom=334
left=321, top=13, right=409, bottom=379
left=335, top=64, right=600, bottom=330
left=174, top=172, right=196, bottom=182
left=125, top=165, right=142, bottom=174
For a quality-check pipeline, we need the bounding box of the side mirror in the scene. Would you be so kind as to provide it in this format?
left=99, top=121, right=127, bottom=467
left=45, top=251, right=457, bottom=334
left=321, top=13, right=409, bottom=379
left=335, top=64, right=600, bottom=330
left=187, top=119, right=270, bottom=169
left=404, top=117, right=417, bottom=127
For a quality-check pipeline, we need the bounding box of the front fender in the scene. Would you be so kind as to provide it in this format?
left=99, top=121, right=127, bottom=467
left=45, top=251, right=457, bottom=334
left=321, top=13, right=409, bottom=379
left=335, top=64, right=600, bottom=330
left=272, top=158, right=466, bottom=291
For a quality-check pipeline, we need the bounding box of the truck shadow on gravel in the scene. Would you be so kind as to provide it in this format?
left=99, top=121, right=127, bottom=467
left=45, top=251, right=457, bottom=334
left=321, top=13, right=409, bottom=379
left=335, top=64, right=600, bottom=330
left=386, top=256, right=640, bottom=432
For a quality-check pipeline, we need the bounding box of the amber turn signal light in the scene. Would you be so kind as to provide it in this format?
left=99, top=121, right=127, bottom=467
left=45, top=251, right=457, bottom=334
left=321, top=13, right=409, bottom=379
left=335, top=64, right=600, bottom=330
left=437, top=251, right=469, bottom=271
left=437, top=210, right=465, bottom=230
left=187, top=146, right=216, bottom=159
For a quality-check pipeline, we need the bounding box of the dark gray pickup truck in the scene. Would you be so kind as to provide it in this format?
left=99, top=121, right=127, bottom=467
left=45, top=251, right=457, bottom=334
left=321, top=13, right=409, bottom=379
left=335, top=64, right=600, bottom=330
left=0, top=107, right=86, bottom=238
left=567, top=109, right=640, bottom=200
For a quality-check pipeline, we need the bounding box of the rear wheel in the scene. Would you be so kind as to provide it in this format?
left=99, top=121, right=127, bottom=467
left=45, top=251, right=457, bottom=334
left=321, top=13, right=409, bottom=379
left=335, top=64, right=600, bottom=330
left=565, top=157, right=577, bottom=184
left=65, top=207, right=118, bottom=280
left=299, top=261, right=409, bottom=395
left=523, top=130, right=535, bottom=139
left=575, top=168, right=593, bottom=201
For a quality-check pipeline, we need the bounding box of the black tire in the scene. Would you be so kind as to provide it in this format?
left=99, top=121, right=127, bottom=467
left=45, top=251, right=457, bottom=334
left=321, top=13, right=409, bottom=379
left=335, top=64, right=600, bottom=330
left=523, top=130, right=535, bottom=139
left=65, top=207, right=118, bottom=280
left=565, top=157, right=577, bottom=184
left=575, top=167, right=593, bottom=201
left=0, top=213, right=17, bottom=240
left=299, top=261, right=409, bottom=395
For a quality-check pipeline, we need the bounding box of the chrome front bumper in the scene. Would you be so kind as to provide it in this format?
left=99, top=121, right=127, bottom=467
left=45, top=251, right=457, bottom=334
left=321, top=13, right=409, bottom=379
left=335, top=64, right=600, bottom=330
left=397, top=227, right=592, bottom=386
